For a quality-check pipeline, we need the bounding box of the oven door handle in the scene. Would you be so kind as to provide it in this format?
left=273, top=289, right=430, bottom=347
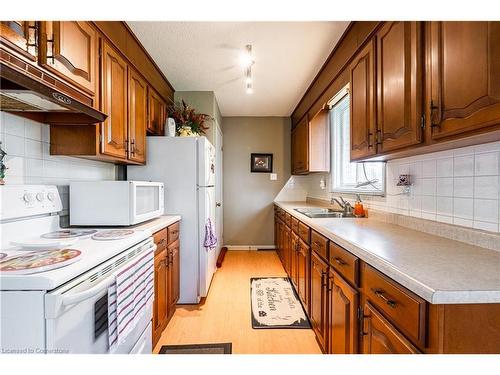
left=61, top=275, right=116, bottom=307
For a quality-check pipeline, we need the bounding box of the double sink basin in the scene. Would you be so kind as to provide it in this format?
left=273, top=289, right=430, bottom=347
left=294, top=207, right=355, bottom=218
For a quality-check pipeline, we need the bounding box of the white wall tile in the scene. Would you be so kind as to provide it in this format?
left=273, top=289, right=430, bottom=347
left=421, top=178, right=436, bottom=196
left=25, top=139, right=43, bottom=159
left=4, top=134, right=25, bottom=157
left=436, top=197, right=453, bottom=216
left=474, top=176, right=498, bottom=200
left=474, top=152, right=498, bottom=176
left=453, top=217, right=473, bottom=228
left=473, top=221, right=498, bottom=232
left=24, top=120, right=42, bottom=141
left=436, top=177, right=453, bottom=197
left=422, top=160, right=437, bottom=178
left=454, top=155, right=474, bottom=176
left=421, top=196, right=436, bottom=214
left=473, top=199, right=498, bottom=223
left=453, top=197, right=473, bottom=219
left=436, top=158, right=453, bottom=177
left=3, top=113, right=25, bottom=136
left=453, top=177, right=473, bottom=198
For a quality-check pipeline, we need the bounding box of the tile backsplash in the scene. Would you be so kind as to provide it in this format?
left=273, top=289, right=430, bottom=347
left=279, top=141, right=500, bottom=234
left=0, top=112, right=116, bottom=223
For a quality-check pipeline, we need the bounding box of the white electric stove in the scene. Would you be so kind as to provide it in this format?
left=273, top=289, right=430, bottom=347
left=0, top=185, right=155, bottom=354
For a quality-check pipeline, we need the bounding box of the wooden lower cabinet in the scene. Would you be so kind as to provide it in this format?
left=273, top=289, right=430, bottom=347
left=328, top=269, right=358, bottom=354
left=361, top=302, right=420, bottom=354
left=310, top=251, right=329, bottom=352
left=152, top=223, right=181, bottom=348
left=153, top=247, right=168, bottom=345
left=273, top=207, right=500, bottom=354
left=297, top=239, right=310, bottom=314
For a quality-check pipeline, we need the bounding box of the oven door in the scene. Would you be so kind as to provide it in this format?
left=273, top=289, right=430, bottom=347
left=130, top=181, right=164, bottom=225
left=44, top=239, right=155, bottom=354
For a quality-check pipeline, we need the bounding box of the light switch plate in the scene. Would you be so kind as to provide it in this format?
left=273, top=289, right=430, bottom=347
left=270, top=173, right=277, bottom=181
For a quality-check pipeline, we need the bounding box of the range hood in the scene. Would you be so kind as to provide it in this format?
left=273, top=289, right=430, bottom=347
left=0, top=63, right=107, bottom=124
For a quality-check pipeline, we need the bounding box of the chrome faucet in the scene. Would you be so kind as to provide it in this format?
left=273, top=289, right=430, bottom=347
left=330, top=196, right=354, bottom=216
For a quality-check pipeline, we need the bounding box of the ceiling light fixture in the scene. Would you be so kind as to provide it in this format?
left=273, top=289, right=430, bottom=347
left=242, top=45, right=254, bottom=94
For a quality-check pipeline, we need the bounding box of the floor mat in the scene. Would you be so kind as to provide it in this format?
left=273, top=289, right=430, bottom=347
left=250, top=277, right=311, bottom=329
left=159, top=343, right=232, bottom=354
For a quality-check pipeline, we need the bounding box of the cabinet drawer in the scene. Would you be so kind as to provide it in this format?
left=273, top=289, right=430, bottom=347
left=298, top=222, right=311, bottom=244
left=153, top=227, right=168, bottom=253
left=285, top=213, right=292, bottom=227
left=291, top=217, right=299, bottom=234
left=311, top=230, right=328, bottom=261
left=329, top=242, right=359, bottom=286
left=167, top=222, right=180, bottom=244
left=361, top=263, right=427, bottom=346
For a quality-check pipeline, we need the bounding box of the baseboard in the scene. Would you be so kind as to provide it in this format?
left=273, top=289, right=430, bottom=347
left=225, top=245, right=276, bottom=251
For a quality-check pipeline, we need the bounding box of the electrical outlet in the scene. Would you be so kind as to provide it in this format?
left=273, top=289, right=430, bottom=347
left=270, top=173, right=277, bottom=181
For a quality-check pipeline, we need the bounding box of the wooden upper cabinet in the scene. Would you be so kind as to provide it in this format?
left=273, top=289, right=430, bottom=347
left=376, top=21, right=423, bottom=153
left=291, top=116, right=309, bottom=174
left=362, top=302, right=420, bottom=354
left=349, top=39, right=376, bottom=161
left=429, top=21, right=500, bottom=139
left=309, top=109, right=330, bottom=172
left=128, top=68, right=147, bottom=164
left=0, top=21, right=38, bottom=61
left=328, top=270, right=358, bottom=354
left=148, top=89, right=167, bottom=135
left=101, top=40, right=128, bottom=159
left=310, top=251, right=329, bottom=352
left=40, top=21, right=98, bottom=96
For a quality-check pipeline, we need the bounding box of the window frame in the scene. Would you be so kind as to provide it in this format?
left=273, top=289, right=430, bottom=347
left=328, top=84, right=386, bottom=196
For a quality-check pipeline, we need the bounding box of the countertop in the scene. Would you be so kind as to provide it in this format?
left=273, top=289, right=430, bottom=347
left=274, top=201, right=500, bottom=304
left=130, top=215, right=181, bottom=234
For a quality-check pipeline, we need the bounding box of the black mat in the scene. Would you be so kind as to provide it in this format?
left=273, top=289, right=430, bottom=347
left=159, top=343, right=232, bottom=354
left=250, top=277, right=311, bottom=329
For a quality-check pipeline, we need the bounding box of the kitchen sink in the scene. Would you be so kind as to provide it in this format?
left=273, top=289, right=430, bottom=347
left=293, top=207, right=355, bottom=218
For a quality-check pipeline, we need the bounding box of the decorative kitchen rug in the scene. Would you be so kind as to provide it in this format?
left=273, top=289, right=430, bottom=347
left=159, top=343, right=232, bottom=354
left=250, top=277, right=310, bottom=329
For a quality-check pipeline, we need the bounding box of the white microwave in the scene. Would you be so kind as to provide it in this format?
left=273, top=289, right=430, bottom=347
left=70, top=181, right=164, bottom=226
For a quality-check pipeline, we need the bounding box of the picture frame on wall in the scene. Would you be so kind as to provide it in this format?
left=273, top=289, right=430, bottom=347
left=250, top=153, right=273, bottom=173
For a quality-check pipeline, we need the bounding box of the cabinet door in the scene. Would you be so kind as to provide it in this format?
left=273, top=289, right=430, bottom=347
left=290, top=232, right=299, bottom=288
left=148, top=89, right=167, bottom=135
left=168, top=239, right=180, bottom=311
left=153, top=249, right=168, bottom=346
left=362, top=302, right=420, bottom=354
left=376, top=21, right=423, bottom=153
left=297, top=240, right=310, bottom=313
left=101, top=40, right=128, bottom=159
left=310, top=251, right=329, bottom=352
left=328, top=269, right=358, bottom=354
left=349, top=40, right=376, bottom=161
left=429, top=21, right=500, bottom=139
left=283, top=227, right=291, bottom=275
left=0, top=21, right=37, bottom=61
left=309, top=109, right=330, bottom=172
left=40, top=21, right=97, bottom=96
left=291, top=116, right=309, bottom=174
left=128, top=68, right=147, bottom=163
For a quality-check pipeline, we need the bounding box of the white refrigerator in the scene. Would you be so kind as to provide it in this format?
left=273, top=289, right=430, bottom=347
left=128, top=136, right=217, bottom=304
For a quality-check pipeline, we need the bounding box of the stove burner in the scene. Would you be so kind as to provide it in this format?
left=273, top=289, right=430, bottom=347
left=92, top=229, right=135, bottom=241
left=0, top=248, right=81, bottom=274
left=41, top=229, right=98, bottom=239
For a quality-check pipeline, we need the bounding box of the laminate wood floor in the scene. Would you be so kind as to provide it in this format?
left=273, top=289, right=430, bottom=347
left=154, top=250, right=321, bottom=354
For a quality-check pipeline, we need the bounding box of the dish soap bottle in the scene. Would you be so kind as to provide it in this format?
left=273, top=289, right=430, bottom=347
left=354, top=194, right=364, bottom=217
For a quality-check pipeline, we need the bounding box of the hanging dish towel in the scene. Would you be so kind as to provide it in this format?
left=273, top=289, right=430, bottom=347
left=204, top=218, right=217, bottom=250
left=107, top=247, right=154, bottom=351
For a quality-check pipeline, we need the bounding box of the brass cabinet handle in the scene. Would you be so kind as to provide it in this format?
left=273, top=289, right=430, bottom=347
left=372, top=288, right=397, bottom=308
left=130, top=139, right=135, bottom=156
left=368, top=132, right=373, bottom=148
left=333, top=257, right=346, bottom=266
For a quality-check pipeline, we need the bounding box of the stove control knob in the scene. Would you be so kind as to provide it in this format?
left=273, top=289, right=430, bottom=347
left=36, top=193, right=45, bottom=202
left=47, top=192, right=56, bottom=201
left=23, top=193, right=34, bottom=204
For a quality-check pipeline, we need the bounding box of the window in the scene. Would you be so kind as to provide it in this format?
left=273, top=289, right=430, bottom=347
left=329, top=86, right=385, bottom=195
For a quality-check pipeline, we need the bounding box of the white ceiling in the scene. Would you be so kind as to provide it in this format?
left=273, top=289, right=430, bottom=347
left=127, top=22, right=349, bottom=117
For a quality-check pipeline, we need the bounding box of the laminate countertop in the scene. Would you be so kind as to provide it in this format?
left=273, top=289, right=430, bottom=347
left=131, top=215, right=181, bottom=234
left=274, top=201, right=500, bottom=304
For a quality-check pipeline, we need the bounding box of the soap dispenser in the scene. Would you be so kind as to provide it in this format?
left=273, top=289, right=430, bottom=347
left=354, top=194, right=365, bottom=217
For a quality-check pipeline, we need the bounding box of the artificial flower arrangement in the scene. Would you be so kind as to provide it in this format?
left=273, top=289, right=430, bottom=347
left=167, top=100, right=211, bottom=137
